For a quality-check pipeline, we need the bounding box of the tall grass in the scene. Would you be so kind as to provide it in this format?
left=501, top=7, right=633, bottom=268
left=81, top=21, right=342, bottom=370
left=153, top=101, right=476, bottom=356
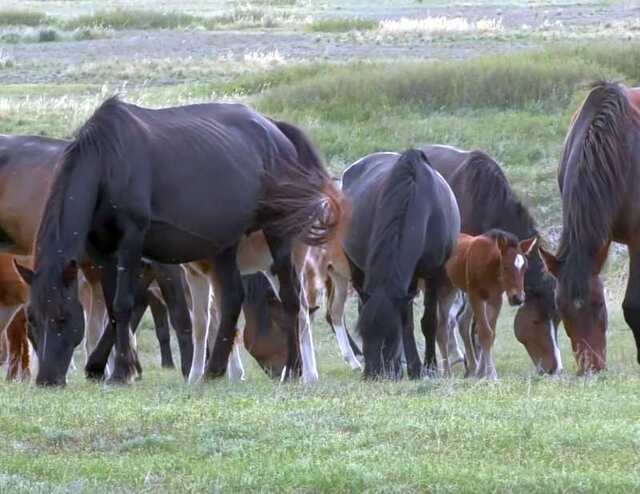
left=255, top=43, right=640, bottom=120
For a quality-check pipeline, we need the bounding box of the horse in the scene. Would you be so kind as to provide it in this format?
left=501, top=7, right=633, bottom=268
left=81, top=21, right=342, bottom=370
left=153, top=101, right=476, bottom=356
left=184, top=231, right=327, bottom=384
left=16, top=97, right=341, bottom=386
left=0, top=254, right=31, bottom=381
left=422, top=145, right=562, bottom=374
left=443, top=230, right=536, bottom=378
left=340, top=150, right=460, bottom=379
left=539, top=81, right=640, bottom=374
left=0, top=133, right=194, bottom=381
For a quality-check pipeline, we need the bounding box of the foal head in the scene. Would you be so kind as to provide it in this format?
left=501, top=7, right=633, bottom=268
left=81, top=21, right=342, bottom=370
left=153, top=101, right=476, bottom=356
left=489, top=230, right=537, bottom=306
left=14, top=260, right=84, bottom=386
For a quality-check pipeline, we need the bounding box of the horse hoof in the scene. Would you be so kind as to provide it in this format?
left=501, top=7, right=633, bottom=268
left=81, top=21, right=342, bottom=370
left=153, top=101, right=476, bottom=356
left=85, top=363, right=105, bottom=381
left=161, top=361, right=175, bottom=369
left=105, top=367, right=136, bottom=385
left=204, top=367, right=226, bottom=380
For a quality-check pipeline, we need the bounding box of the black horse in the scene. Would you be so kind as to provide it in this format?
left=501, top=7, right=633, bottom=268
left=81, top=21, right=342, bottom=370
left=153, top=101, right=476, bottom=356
left=16, top=97, right=341, bottom=386
left=421, top=145, right=561, bottom=374
left=0, top=133, right=193, bottom=379
left=341, top=150, right=460, bottom=379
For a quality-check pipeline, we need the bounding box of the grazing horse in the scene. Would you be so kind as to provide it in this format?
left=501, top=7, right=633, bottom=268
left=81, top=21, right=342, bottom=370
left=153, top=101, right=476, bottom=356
left=540, top=81, right=640, bottom=374
left=16, top=97, right=341, bottom=386
left=444, top=230, right=536, bottom=378
left=0, top=255, right=31, bottom=381
left=422, top=145, right=562, bottom=374
left=0, top=133, right=193, bottom=380
left=341, top=150, right=460, bottom=379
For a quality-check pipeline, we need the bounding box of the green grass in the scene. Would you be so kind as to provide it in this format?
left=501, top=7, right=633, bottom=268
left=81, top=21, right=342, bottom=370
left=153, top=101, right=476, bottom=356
left=1, top=307, right=639, bottom=492
left=2, top=7, right=640, bottom=489
left=0, top=7, right=296, bottom=32
left=305, top=18, right=378, bottom=33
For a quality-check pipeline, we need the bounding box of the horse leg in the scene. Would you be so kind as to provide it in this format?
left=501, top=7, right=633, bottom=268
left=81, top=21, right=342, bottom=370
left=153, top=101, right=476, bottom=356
left=469, top=293, right=496, bottom=380
left=294, top=248, right=319, bottom=383
left=326, top=269, right=362, bottom=370
left=622, top=249, right=640, bottom=366
left=458, top=299, right=477, bottom=377
left=421, top=277, right=440, bottom=377
left=5, top=306, right=27, bottom=382
left=484, top=295, right=502, bottom=380
left=447, top=292, right=466, bottom=367
left=147, top=293, right=174, bottom=369
left=264, top=234, right=302, bottom=380
left=85, top=263, right=118, bottom=380
left=185, top=267, right=210, bottom=384
left=107, top=226, right=145, bottom=385
left=83, top=278, right=108, bottom=362
left=205, top=246, right=244, bottom=379
left=436, top=285, right=458, bottom=377
left=154, top=266, right=193, bottom=378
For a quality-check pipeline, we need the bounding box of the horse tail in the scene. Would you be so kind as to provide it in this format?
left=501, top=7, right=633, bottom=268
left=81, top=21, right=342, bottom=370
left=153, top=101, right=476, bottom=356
left=264, top=119, right=344, bottom=246
left=559, top=81, right=640, bottom=299
left=365, top=149, right=432, bottom=294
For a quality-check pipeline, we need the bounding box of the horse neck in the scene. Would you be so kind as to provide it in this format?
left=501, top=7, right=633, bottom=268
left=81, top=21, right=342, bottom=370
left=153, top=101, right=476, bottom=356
left=34, top=150, right=102, bottom=272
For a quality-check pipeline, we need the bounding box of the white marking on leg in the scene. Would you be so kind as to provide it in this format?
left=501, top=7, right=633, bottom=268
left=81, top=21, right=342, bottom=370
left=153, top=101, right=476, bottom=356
left=549, top=320, right=563, bottom=374
left=226, top=341, right=245, bottom=382
left=298, top=278, right=319, bottom=383
left=335, top=320, right=362, bottom=370
left=186, top=271, right=210, bottom=385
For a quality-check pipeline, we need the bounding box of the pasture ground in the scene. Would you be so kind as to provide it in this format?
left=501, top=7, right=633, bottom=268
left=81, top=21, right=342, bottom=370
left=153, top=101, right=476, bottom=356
left=1, top=0, right=640, bottom=492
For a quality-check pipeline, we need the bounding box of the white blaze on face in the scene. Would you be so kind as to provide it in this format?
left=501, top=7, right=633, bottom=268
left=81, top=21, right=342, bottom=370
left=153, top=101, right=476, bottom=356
left=514, top=254, right=525, bottom=272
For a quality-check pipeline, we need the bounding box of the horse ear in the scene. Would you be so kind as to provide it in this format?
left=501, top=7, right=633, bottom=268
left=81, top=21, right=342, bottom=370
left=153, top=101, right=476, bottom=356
left=13, top=260, right=34, bottom=285
left=62, top=260, right=78, bottom=287
left=519, top=236, right=538, bottom=256
left=539, top=246, right=561, bottom=278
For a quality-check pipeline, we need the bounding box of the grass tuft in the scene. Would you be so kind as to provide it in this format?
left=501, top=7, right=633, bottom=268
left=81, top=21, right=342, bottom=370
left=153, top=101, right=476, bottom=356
left=305, top=18, right=377, bottom=33
left=0, top=9, right=48, bottom=27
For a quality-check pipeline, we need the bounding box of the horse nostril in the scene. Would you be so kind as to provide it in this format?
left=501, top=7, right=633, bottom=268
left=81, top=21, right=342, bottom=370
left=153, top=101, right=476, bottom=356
left=509, top=294, right=524, bottom=306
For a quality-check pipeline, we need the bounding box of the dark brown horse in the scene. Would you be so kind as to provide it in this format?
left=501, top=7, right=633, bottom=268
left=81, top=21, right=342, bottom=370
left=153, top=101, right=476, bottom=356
left=540, top=82, right=640, bottom=374
left=341, top=150, right=460, bottom=379
left=421, top=145, right=562, bottom=374
left=16, top=97, right=341, bottom=386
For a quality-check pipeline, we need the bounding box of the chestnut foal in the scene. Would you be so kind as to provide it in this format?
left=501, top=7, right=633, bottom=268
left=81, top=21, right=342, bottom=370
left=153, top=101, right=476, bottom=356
left=445, top=230, right=536, bottom=379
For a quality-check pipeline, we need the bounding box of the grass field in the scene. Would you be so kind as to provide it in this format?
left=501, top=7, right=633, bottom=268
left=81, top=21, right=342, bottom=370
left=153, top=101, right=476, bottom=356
left=1, top=0, right=640, bottom=492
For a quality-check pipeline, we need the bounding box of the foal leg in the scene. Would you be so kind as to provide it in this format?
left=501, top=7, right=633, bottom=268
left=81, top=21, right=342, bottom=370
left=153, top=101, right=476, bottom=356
left=148, top=293, right=174, bottom=369
left=623, top=249, right=640, bottom=367
left=185, top=267, right=211, bottom=384
left=458, top=299, right=477, bottom=377
left=326, top=269, right=362, bottom=370
left=436, top=285, right=458, bottom=377
left=154, top=265, right=193, bottom=378
left=469, top=293, right=498, bottom=380
left=205, top=246, right=244, bottom=379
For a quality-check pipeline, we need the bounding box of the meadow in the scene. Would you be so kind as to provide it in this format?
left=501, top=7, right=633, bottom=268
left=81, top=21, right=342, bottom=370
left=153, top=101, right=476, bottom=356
left=1, top=0, right=640, bottom=492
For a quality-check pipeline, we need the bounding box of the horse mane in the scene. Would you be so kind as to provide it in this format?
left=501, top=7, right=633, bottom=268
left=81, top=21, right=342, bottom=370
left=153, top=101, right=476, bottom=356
left=456, top=151, right=537, bottom=238
left=34, top=96, right=133, bottom=268
left=484, top=228, right=519, bottom=247
left=557, top=81, right=640, bottom=300
left=365, top=149, right=429, bottom=295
